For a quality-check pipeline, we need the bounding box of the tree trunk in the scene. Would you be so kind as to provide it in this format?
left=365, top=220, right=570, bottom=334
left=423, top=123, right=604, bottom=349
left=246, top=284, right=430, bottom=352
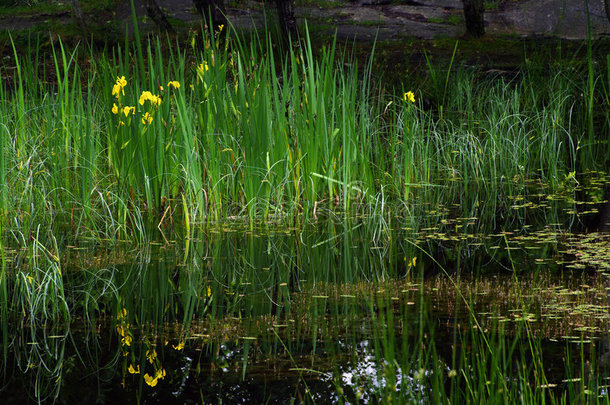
left=144, top=0, right=175, bottom=33
left=193, top=0, right=227, bottom=29
left=71, top=0, right=86, bottom=32
left=275, top=0, right=297, bottom=39
left=462, top=0, right=485, bottom=37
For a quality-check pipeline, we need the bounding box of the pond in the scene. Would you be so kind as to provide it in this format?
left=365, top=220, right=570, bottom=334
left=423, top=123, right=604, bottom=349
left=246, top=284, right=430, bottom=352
left=2, top=176, right=610, bottom=404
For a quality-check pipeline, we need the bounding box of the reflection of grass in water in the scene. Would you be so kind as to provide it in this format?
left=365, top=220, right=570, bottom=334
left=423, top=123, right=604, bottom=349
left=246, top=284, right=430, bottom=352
left=0, top=232, right=70, bottom=403
left=2, top=225, right=610, bottom=401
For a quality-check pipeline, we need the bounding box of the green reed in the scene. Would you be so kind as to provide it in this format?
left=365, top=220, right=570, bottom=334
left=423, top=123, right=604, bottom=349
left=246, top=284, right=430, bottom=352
left=0, top=238, right=6, bottom=365
left=0, top=27, right=607, bottom=245
left=0, top=78, right=6, bottom=217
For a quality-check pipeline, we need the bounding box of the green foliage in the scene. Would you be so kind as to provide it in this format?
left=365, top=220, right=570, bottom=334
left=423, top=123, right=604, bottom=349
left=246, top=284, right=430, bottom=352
left=0, top=27, right=606, bottom=244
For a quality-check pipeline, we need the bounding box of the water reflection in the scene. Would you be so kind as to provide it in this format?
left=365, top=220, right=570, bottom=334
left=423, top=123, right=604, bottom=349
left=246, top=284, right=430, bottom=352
left=2, top=211, right=610, bottom=402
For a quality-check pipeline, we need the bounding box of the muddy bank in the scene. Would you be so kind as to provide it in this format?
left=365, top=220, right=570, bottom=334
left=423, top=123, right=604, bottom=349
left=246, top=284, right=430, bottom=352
left=1, top=0, right=609, bottom=41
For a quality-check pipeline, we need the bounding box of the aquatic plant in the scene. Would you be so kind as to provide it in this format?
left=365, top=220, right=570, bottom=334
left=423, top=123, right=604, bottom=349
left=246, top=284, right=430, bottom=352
left=0, top=25, right=605, bottom=245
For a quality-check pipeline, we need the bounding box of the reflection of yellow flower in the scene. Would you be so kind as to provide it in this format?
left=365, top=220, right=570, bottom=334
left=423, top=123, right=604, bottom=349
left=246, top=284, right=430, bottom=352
left=144, top=373, right=158, bottom=387
left=143, top=368, right=166, bottom=387
left=146, top=349, right=157, bottom=364
left=403, top=91, right=415, bottom=103
left=117, top=324, right=128, bottom=336
left=167, top=81, right=180, bottom=89
left=121, top=335, right=132, bottom=347
left=142, top=112, right=153, bottom=125
left=112, top=103, right=119, bottom=114
left=172, top=341, right=185, bottom=351
left=128, top=364, right=140, bottom=374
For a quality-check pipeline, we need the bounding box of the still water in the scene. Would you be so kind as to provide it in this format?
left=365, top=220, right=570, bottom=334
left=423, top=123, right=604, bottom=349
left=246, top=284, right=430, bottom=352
left=2, top=186, right=610, bottom=403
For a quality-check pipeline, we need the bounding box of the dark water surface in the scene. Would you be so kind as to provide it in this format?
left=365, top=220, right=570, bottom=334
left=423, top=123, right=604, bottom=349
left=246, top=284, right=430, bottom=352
left=2, top=182, right=610, bottom=403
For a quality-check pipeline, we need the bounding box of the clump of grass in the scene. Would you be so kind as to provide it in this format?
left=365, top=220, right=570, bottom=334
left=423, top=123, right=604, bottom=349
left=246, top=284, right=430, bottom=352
left=0, top=26, right=607, bottom=245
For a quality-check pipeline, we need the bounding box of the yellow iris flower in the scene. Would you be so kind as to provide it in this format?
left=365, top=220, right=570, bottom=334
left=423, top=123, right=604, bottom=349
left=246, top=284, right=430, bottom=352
left=142, top=112, right=153, bottom=125
left=117, top=76, right=127, bottom=88
left=112, top=76, right=127, bottom=98
left=403, top=91, right=415, bottom=103
left=139, top=91, right=151, bottom=105
left=139, top=91, right=161, bottom=107
left=167, top=80, right=181, bottom=89
left=112, top=84, right=121, bottom=97
left=123, top=106, right=135, bottom=117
